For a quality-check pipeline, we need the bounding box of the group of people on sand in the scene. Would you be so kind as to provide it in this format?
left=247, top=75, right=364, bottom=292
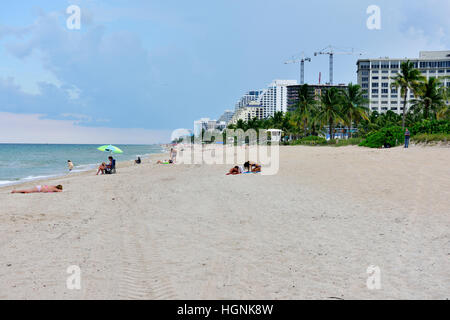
left=157, top=148, right=177, bottom=165
left=227, top=161, right=261, bottom=175
left=11, top=146, right=232, bottom=194
left=11, top=155, right=116, bottom=194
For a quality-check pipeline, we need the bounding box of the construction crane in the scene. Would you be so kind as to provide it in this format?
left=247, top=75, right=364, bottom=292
left=284, top=52, right=312, bottom=85
left=314, top=46, right=364, bottom=85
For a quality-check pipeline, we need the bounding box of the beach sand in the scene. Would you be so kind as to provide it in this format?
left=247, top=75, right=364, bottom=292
left=0, top=146, right=449, bottom=299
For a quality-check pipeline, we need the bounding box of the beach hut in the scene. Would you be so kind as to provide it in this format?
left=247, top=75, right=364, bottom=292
left=267, top=129, right=283, bottom=143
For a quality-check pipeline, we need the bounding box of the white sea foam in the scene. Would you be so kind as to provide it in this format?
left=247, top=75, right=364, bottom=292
left=0, top=144, right=163, bottom=187
left=0, top=180, right=15, bottom=186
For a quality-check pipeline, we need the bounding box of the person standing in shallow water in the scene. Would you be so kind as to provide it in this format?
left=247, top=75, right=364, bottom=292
left=68, top=160, right=74, bottom=172
left=404, top=128, right=410, bottom=148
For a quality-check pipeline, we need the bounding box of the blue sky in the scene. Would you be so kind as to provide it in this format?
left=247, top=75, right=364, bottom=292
left=0, top=0, right=449, bottom=143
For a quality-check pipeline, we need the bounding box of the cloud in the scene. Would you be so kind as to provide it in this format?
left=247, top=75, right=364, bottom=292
left=0, top=25, right=31, bottom=40
left=0, top=77, right=76, bottom=115
left=0, top=9, right=181, bottom=130
left=0, top=112, right=170, bottom=144
left=399, top=0, right=450, bottom=47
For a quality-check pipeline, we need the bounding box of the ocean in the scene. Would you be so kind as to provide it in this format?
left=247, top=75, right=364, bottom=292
left=0, top=144, right=164, bottom=187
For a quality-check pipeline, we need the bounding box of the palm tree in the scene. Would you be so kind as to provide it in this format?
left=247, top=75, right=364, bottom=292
left=236, top=119, right=246, bottom=130
left=246, top=117, right=255, bottom=130
left=391, top=60, right=425, bottom=130
left=439, top=86, right=450, bottom=120
left=410, top=77, right=447, bottom=120
left=271, top=111, right=284, bottom=129
left=436, top=86, right=450, bottom=120
left=281, top=112, right=293, bottom=140
left=341, top=83, right=369, bottom=138
left=436, top=106, right=450, bottom=120
left=316, top=87, right=344, bottom=139
left=293, top=84, right=317, bottom=136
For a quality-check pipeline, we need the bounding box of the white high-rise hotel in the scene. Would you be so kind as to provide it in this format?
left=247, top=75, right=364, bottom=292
left=235, top=80, right=298, bottom=119
left=258, top=80, right=298, bottom=118
left=357, top=51, right=450, bottom=114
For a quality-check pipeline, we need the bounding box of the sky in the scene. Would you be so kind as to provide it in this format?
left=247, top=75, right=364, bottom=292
left=0, top=0, right=449, bottom=143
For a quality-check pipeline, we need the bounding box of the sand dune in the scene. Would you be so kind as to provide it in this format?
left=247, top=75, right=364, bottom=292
left=0, top=146, right=449, bottom=299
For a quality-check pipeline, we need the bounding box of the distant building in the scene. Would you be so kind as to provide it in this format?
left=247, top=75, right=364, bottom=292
left=356, top=50, right=450, bottom=114
left=218, top=110, right=234, bottom=124
left=235, top=91, right=263, bottom=111
left=258, top=80, right=298, bottom=118
left=194, top=118, right=227, bottom=136
left=232, top=80, right=298, bottom=120
left=229, top=101, right=264, bottom=125
left=287, top=84, right=348, bottom=112
left=216, top=121, right=227, bottom=131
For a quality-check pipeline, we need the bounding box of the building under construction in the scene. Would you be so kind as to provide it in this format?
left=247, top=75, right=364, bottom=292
left=286, top=83, right=348, bottom=112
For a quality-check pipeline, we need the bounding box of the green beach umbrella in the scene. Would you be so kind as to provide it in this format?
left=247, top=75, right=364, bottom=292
left=97, top=144, right=123, bottom=154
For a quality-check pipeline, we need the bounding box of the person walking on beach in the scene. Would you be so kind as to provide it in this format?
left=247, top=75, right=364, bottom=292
left=68, top=160, right=74, bottom=172
left=404, top=128, right=411, bottom=148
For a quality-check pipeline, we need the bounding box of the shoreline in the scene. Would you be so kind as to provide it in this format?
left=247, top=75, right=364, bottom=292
left=0, top=143, right=167, bottom=188
left=0, top=152, right=167, bottom=192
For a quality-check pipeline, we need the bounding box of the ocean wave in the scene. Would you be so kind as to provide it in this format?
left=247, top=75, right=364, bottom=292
left=0, top=174, right=59, bottom=187
left=23, top=174, right=58, bottom=181
left=71, top=164, right=98, bottom=173
left=0, top=144, right=163, bottom=187
left=0, top=180, right=15, bottom=186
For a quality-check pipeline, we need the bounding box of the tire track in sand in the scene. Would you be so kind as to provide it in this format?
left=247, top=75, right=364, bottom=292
left=115, top=195, right=177, bottom=300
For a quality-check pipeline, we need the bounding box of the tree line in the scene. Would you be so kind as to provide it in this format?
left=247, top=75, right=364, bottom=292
left=227, top=60, right=450, bottom=140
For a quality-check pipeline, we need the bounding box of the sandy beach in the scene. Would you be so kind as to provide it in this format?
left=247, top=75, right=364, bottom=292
left=0, top=145, right=449, bottom=300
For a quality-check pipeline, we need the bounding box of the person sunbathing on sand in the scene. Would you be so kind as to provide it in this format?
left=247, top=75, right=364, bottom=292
left=244, top=161, right=261, bottom=173
left=12, top=185, right=63, bottom=193
left=97, top=162, right=106, bottom=175
left=226, top=165, right=244, bottom=175
left=157, top=160, right=173, bottom=164
left=227, top=162, right=261, bottom=175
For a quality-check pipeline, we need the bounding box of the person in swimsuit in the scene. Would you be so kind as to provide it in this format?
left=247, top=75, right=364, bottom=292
left=157, top=160, right=173, bottom=164
left=97, top=162, right=106, bottom=175
left=170, top=148, right=177, bottom=163
left=244, top=161, right=261, bottom=173
left=226, top=165, right=244, bottom=175
left=11, top=185, right=63, bottom=193
left=68, top=160, right=74, bottom=171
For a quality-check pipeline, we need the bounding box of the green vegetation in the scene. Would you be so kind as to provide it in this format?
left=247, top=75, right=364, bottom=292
left=411, top=133, right=450, bottom=144
left=410, top=77, right=447, bottom=120
left=410, top=119, right=450, bottom=135
left=340, top=83, right=369, bottom=138
left=359, top=126, right=404, bottom=148
left=391, top=60, right=426, bottom=129
left=332, top=137, right=364, bottom=147
left=288, top=136, right=363, bottom=147
left=289, top=136, right=327, bottom=146
left=222, top=60, right=449, bottom=147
